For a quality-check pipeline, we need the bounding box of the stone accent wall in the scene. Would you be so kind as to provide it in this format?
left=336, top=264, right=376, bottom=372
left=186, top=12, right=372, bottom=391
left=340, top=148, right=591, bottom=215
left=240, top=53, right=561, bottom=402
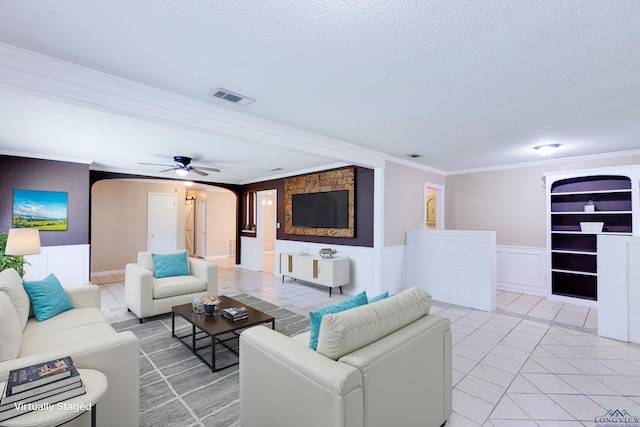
left=284, top=167, right=355, bottom=237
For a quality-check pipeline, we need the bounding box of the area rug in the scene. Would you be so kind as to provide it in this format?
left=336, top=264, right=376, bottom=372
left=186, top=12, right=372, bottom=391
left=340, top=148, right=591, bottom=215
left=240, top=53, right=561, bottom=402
left=111, top=294, right=311, bottom=427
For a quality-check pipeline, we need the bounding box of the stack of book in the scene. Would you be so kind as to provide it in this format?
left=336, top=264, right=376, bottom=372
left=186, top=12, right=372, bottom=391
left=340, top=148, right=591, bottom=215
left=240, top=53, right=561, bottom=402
left=0, top=356, right=86, bottom=421
left=222, top=306, right=249, bottom=321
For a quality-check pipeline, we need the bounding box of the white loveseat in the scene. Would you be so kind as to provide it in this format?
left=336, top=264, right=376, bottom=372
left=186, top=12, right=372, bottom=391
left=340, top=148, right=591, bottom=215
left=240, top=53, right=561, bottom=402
left=0, top=268, right=140, bottom=427
left=239, top=287, right=452, bottom=427
left=125, top=251, right=217, bottom=322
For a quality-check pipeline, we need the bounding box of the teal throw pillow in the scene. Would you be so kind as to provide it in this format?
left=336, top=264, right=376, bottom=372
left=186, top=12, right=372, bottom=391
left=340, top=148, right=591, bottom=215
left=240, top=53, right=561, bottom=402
left=369, top=291, right=389, bottom=303
left=152, top=251, right=190, bottom=279
left=309, top=291, right=368, bottom=351
left=22, top=274, right=74, bottom=322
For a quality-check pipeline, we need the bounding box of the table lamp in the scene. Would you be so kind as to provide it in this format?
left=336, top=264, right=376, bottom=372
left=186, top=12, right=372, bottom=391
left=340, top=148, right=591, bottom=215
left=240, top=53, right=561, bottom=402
left=5, top=228, right=41, bottom=256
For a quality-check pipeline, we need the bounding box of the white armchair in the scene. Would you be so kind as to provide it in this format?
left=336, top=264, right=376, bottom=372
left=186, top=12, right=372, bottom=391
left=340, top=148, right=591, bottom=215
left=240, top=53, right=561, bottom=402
left=125, top=251, right=217, bottom=322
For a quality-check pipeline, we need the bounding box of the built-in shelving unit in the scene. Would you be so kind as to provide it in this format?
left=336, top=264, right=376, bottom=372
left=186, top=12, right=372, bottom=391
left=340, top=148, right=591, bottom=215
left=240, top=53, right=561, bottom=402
left=547, top=174, right=633, bottom=303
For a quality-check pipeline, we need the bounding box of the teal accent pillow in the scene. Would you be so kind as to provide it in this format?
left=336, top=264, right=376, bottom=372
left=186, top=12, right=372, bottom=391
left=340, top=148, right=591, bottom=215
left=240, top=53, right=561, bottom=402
left=152, top=251, right=190, bottom=279
left=309, top=291, right=368, bottom=351
left=369, top=291, right=389, bottom=303
left=22, top=274, right=74, bottom=322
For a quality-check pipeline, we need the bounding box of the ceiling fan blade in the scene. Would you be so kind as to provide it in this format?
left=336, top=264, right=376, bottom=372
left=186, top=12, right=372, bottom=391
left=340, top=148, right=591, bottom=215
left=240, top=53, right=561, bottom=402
left=159, top=167, right=176, bottom=173
left=189, top=168, right=208, bottom=176
left=193, top=166, right=221, bottom=172
left=138, top=162, right=175, bottom=167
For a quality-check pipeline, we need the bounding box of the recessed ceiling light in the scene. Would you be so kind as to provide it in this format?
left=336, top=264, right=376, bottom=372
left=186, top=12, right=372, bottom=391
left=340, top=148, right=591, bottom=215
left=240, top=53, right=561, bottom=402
left=269, top=168, right=284, bottom=172
left=183, top=181, right=194, bottom=187
left=407, top=154, right=422, bottom=158
left=534, top=144, right=560, bottom=156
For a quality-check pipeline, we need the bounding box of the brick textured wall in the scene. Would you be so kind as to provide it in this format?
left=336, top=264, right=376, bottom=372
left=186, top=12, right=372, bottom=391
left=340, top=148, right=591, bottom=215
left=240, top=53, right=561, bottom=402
left=406, top=229, right=496, bottom=311
left=628, top=243, right=640, bottom=344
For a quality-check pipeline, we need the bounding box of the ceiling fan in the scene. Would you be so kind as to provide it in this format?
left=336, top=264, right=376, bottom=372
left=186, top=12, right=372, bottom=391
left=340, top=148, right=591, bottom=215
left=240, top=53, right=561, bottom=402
left=139, top=156, right=221, bottom=177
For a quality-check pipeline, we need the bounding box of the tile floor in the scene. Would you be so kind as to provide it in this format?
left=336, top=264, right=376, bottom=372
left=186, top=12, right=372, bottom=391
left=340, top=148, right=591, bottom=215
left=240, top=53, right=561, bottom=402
left=93, top=257, right=640, bottom=426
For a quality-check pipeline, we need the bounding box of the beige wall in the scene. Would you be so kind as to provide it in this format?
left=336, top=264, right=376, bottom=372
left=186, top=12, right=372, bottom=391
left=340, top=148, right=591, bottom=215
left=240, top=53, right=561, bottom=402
left=204, top=189, right=237, bottom=257
left=384, top=161, right=446, bottom=247
left=91, top=180, right=186, bottom=272
left=445, top=154, right=640, bottom=247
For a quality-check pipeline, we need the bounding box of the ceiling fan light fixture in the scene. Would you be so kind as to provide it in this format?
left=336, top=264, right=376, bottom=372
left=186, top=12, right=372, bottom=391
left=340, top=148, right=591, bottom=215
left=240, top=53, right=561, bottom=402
left=175, top=168, right=189, bottom=176
left=534, top=144, right=560, bottom=156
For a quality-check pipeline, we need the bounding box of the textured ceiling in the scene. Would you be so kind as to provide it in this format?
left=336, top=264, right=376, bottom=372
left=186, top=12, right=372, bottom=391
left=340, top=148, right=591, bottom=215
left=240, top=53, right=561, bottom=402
left=0, top=1, right=639, bottom=182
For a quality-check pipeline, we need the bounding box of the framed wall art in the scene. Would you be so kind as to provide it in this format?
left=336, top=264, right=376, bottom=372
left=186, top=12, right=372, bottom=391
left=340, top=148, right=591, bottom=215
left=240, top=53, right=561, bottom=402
left=13, top=189, right=68, bottom=231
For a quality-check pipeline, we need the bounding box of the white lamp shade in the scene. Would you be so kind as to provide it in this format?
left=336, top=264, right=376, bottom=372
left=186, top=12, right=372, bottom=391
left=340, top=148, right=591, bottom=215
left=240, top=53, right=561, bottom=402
left=5, top=228, right=41, bottom=256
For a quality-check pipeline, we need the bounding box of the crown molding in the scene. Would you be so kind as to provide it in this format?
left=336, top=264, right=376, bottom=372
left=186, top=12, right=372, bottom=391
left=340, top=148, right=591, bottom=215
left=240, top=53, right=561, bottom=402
left=0, top=148, right=93, bottom=165
left=384, top=156, right=447, bottom=176
left=446, top=149, right=640, bottom=176
left=0, top=43, right=387, bottom=170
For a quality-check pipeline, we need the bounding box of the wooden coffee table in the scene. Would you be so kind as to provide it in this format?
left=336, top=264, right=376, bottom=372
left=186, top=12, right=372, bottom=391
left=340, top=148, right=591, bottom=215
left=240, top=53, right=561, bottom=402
left=171, top=295, right=275, bottom=372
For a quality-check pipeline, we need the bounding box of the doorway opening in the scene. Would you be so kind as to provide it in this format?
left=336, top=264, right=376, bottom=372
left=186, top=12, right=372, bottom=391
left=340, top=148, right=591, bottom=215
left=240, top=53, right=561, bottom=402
left=424, top=182, right=444, bottom=230
left=257, top=190, right=277, bottom=274
left=90, top=179, right=236, bottom=275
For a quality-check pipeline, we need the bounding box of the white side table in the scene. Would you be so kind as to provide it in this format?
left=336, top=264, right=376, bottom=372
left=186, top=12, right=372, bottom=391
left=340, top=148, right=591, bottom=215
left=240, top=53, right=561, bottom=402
left=0, top=369, right=107, bottom=427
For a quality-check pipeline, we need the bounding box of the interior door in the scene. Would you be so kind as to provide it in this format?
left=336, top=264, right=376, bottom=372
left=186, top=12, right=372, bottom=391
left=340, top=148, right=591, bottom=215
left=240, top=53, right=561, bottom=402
left=185, top=198, right=195, bottom=256
left=148, top=192, right=177, bottom=252
left=196, top=198, right=206, bottom=258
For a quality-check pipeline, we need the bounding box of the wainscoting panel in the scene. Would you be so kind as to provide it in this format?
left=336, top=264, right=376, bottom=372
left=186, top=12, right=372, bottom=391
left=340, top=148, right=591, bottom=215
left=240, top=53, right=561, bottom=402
left=382, top=245, right=405, bottom=294
left=240, top=236, right=262, bottom=271
left=24, top=244, right=90, bottom=286
left=496, top=246, right=546, bottom=296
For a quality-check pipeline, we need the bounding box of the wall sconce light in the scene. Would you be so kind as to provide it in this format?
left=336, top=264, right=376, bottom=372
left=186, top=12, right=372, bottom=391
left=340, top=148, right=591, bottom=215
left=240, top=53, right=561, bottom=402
left=534, top=144, right=560, bottom=157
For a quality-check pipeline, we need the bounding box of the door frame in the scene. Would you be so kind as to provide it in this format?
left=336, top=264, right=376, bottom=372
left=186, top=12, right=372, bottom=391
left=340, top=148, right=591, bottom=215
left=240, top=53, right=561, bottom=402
left=424, top=182, right=445, bottom=230
left=196, top=198, right=207, bottom=258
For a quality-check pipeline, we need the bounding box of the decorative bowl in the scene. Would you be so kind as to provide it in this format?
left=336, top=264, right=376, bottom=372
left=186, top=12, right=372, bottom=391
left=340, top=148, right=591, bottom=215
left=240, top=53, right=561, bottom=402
left=580, top=222, right=604, bottom=233
left=203, top=297, right=220, bottom=315
left=319, top=248, right=337, bottom=258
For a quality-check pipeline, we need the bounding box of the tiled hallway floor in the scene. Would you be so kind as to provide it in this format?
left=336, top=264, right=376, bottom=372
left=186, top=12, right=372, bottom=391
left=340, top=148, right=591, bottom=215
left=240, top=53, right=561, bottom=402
left=93, top=258, right=640, bottom=426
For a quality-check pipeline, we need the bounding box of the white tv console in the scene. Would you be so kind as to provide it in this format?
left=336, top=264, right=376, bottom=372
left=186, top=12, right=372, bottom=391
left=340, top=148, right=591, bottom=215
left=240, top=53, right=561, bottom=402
left=279, top=252, right=350, bottom=297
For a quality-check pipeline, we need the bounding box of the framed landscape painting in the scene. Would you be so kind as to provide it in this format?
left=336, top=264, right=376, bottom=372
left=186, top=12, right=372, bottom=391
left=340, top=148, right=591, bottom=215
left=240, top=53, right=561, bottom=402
left=13, top=189, right=68, bottom=231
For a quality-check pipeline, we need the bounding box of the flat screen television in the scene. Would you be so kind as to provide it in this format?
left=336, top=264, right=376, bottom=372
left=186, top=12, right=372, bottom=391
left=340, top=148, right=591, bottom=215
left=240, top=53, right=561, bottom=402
left=291, top=190, right=349, bottom=229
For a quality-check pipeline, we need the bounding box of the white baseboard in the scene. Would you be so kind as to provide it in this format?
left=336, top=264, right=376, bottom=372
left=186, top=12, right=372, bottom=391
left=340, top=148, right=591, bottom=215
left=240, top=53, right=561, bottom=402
left=91, top=269, right=125, bottom=276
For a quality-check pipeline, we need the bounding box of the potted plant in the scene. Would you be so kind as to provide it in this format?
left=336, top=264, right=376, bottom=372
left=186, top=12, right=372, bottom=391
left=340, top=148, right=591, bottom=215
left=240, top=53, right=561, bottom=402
left=0, top=230, right=29, bottom=277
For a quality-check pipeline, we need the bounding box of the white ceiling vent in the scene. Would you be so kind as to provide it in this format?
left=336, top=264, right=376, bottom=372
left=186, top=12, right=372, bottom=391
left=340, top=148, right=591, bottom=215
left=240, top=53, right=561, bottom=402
left=209, top=88, right=255, bottom=106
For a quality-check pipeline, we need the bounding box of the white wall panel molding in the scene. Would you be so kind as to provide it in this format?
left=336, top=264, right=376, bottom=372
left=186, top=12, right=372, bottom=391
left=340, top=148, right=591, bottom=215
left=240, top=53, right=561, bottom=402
left=381, top=245, right=406, bottom=295
left=24, top=244, right=90, bottom=286
left=240, top=236, right=262, bottom=272
left=496, top=246, right=546, bottom=296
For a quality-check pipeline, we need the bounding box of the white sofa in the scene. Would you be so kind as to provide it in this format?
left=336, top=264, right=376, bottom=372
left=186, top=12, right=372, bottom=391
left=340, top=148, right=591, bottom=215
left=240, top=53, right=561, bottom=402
left=239, top=287, right=452, bottom=427
left=0, top=268, right=140, bottom=427
left=125, top=251, right=217, bottom=322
